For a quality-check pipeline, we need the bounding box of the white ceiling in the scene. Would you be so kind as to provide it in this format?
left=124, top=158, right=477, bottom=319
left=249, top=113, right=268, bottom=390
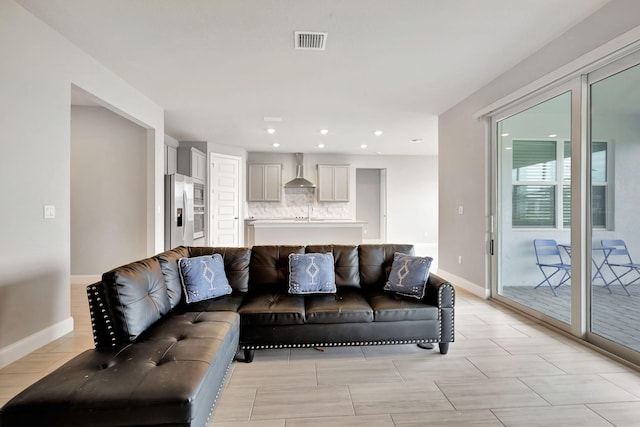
left=18, top=0, right=611, bottom=156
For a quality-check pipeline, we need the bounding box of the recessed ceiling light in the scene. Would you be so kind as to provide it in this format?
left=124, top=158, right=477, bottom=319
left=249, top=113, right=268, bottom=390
left=410, top=138, right=423, bottom=143
left=318, top=143, right=325, bottom=148
left=374, top=130, right=383, bottom=136
left=501, top=133, right=509, bottom=137
left=272, top=143, right=280, bottom=148
left=360, top=144, right=368, bottom=149
left=548, top=134, right=557, bottom=138
left=319, top=129, right=328, bottom=135
left=267, top=128, right=276, bottom=134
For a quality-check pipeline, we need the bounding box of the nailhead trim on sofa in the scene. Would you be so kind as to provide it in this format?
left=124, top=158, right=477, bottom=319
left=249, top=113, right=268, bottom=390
left=87, top=283, right=119, bottom=348
left=240, top=338, right=438, bottom=350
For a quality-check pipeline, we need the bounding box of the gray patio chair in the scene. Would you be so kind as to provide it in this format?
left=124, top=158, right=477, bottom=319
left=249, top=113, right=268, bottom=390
left=601, top=239, right=638, bottom=296
left=533, top=239, right=571, bottom=296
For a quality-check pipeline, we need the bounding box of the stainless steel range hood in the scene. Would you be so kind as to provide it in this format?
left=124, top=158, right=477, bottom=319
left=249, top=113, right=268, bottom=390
left=284, top=153, right=316, bottom=188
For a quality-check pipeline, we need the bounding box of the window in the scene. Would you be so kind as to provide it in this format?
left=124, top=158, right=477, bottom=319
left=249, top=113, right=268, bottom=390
left=562, top=141, right=609, bottom=228
left=512, top=140, right=558, bottom=228
left=511, top=139, right=609, bottom=228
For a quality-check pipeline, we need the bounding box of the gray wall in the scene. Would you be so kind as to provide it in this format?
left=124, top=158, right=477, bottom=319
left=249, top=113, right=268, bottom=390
left=71, top=106, right=148, bottom=275
left=0, top=0, right=164, bottom=367
left=438, top=0, right=640, bottom=294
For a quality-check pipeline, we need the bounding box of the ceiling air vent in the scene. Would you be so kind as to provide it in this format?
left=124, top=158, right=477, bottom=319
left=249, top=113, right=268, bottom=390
left=295, top=31, right=328, bottom=50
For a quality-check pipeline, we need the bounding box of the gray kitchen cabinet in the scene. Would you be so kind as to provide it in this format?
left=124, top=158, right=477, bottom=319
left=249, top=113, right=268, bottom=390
left=248, top=163, right=282, bottom=201
left=165, top=145, right=177, bottom=175
left=178, top=146, right=207, bottom=181
left=317, top=164, right=350, bottom=202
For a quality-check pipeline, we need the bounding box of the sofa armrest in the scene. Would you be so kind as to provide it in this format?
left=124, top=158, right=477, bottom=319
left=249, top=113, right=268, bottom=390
left=424, top=273, right=455, bottom=347
left=424, top=273, right=455, bottom=308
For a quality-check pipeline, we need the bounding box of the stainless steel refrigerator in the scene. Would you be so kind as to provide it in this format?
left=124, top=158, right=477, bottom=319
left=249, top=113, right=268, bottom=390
left=165, top=173, right=194, bottom=250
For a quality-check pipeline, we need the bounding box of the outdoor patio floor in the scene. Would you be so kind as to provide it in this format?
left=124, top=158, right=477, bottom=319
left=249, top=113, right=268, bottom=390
left=502, top=283, right=640, bottom=352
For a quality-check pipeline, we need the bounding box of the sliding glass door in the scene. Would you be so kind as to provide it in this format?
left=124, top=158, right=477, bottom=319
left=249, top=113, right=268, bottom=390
left=492, top=50, right=640, bottom=362
left=589, top=59, right=640, bottom=353
left=495, top=91, right=572, bottom=324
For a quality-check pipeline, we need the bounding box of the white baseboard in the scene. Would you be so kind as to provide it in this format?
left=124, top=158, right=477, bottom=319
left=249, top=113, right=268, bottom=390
left=71, top=275, right=101, bottom=285
left=0, top=317, right=74, bottom=369
left=436, top=269, right=490, bottom=299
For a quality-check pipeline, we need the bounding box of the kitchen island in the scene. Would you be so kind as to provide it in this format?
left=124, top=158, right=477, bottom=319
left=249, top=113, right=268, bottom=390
left=245, top=219, right=367, bottom=246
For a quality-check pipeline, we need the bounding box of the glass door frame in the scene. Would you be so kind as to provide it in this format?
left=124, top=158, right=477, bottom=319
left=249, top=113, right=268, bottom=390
left=584, top=51, right=640, bottom=364
left=489, top=77, right=590, bottom=338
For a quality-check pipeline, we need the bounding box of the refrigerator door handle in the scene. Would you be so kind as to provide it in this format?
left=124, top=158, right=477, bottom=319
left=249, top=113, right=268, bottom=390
left=182, top=190, right=188, bottom=240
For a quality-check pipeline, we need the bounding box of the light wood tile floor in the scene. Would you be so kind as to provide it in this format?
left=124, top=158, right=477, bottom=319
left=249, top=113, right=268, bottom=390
left=1, top=285, right=640, bottom=426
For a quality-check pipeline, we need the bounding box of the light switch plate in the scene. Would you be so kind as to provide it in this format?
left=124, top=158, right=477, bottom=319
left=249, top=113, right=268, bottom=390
left=44, top=205, right=55, bottom=219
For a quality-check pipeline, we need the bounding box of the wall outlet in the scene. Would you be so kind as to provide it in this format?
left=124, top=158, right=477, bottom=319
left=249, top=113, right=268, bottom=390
left=458, top=255, right=462, bottom=264
left=44, top=205, right=55, bottom=219
left=458, top=205, right=464, bottom=215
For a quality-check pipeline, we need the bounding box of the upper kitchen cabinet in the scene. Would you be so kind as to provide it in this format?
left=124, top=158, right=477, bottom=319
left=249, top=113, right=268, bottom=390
left=248, top=163, right=282, bottom=202
left=165, top=145, right=177, bottom=175
left=317, top=164, right=350, bottom=202
left=178, top=146, right=207, bottom=182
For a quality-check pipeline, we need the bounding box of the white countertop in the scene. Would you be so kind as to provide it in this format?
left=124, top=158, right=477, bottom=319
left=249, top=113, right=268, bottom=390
left=247, top=219, right=366, bottom=227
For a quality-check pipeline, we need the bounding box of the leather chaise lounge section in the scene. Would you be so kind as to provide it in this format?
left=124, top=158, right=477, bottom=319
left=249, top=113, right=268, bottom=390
left=0, top=244, right=454, bottom=427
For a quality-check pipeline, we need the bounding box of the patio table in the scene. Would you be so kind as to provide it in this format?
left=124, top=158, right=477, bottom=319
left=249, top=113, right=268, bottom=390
left=558, top=244, right=615, bottom=292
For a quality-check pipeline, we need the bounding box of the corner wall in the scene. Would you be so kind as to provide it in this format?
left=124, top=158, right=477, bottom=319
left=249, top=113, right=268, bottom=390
left=0, top=0, right=164, bottom=367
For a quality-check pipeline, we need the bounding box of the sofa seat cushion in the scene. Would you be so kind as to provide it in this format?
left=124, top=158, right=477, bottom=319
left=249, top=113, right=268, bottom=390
left=239, top=292, right=306, bottom=325
left=305, top=289, right=373, bottom=324
left=142, top=310, right=239, bottom=342
left=1, top=311, right=240, bottom=427
left=367, top=290, right=439, bottom=322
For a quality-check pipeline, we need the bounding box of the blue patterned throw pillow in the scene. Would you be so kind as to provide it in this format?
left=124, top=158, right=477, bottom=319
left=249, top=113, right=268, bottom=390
left=288, top=253, right=336, bottom=294
left=178, top=254, right=232, bottom=303
left=384, top=252, right=433, bottom=299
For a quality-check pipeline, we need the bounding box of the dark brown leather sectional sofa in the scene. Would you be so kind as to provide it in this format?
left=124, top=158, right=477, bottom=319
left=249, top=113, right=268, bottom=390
left=0, top=244, right=454, bottom=427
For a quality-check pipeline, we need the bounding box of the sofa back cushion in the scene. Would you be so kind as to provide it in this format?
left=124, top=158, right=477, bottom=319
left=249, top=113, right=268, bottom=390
left=156, top=246, right=190, bottom=308
left=358, top=244, right=415, bottom=290
left=249, top=245, right=305, bottom=292
left=102, top=257, right=171, bottom=342
left=305, top=245, right=360, bottom=288
left=189, top=247, right=251, bottom=292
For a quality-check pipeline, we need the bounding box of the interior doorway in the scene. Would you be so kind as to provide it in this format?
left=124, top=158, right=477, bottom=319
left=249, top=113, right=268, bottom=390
left=356, top=168, right=387, bottom=243
left=210, top=153, right=241, bottom=246
left=70, top=96, right=148, bottom=283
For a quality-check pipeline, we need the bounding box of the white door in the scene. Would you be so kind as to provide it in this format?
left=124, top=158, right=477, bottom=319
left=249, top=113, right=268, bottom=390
left=210, top=154, right=241, bottom=247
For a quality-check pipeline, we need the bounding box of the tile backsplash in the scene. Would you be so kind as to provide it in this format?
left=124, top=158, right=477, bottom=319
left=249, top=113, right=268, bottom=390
left=247, top=188, right=350, bottom=219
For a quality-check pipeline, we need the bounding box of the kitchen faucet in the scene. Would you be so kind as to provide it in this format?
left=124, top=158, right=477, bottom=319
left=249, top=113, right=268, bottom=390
left=307, top=204, right=312, bottom=222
